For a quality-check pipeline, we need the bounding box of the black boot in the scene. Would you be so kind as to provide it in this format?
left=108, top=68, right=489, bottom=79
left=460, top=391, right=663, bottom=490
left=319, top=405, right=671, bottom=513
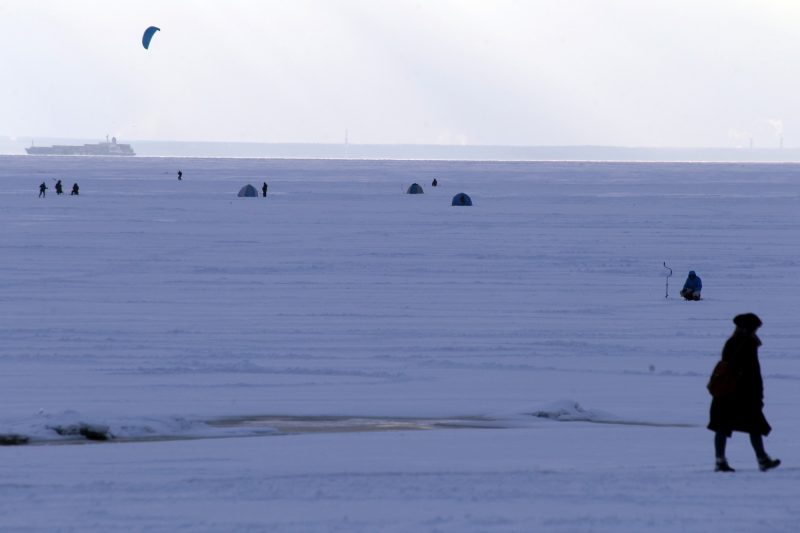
left=758, top=456, right=781, bottom=472
left=715, top=459, right=735, bottom=472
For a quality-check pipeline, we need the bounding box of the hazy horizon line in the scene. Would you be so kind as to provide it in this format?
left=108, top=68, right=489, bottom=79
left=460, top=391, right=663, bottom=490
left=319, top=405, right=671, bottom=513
left=2, top=134, right=794, bottom=151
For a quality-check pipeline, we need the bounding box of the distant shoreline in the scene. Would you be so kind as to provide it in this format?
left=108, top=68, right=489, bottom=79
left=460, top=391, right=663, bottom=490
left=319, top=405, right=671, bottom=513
left=3, top=138, right=800, bottom=162
left=5, top=155, right=800, bottom=167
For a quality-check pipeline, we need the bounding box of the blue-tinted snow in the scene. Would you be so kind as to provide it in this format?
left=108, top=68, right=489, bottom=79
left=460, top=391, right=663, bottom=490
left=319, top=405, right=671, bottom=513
left=1, top=156, right=798, bottom=531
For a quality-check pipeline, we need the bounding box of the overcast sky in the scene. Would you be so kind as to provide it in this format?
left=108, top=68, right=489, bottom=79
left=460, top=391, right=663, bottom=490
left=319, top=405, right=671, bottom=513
left=2, top=0, right=799, bottom=147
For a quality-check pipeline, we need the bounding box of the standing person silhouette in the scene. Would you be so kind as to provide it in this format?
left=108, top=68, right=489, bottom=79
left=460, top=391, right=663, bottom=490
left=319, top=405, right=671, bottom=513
left=708, top=313, right=780, bottom=472
left=71, top=183, right=80, bottom=196
left=55, top=180, right=63, bottom=195
left=177, top=170, right=183, bottom=181
left=38, top=182, right=47, bottom=198
left=262, top=182, right=268, bottom=197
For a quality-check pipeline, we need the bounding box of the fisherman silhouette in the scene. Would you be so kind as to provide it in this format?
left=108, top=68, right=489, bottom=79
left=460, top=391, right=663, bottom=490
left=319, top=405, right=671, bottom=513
left=262, top=182, right=268, bottom=197
left=432, top=178, right=438, bottom=187
left=681, top=271, right=702, bottom=301
left=55, top=180, right=63, bottom=195
left=71, top=183, right=80, bottom=196
left=39, top=182, right=47, bottom=198
left=177, top=170, right=183, bottom=181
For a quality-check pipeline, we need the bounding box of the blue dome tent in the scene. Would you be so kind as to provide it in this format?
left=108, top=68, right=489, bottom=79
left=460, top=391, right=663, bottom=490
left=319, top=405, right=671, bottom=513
left=451, top=193, right=472, bottom=206
left=406, top=183, right=424, bottom=194
left=237, top=184, right=259, bottom=197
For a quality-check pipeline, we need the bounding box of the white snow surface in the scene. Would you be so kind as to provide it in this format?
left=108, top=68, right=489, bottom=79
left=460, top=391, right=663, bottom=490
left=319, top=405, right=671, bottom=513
left=1, top=156, right=799, bottom=531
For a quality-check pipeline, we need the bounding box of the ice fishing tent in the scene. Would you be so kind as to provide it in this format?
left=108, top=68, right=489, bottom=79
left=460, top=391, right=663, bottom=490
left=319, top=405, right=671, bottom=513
left=237, top=184, right=258, bottom=197
left=406, top=183, right=424, bottom=194
left=451, top=193, right=472, bottom=206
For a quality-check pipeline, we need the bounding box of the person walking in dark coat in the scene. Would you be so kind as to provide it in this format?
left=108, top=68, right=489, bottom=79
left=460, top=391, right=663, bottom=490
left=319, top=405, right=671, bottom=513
left=177, top=170, right=182, bottom=181
left=55, top=180, right=63, bottom=195
left=708, top=313, right=780, bottom=472
left=38, top=182, right=47, bottom=198
left=71, top=183, right=80, bottom=196
left=262, top=182, right=268, bottom=197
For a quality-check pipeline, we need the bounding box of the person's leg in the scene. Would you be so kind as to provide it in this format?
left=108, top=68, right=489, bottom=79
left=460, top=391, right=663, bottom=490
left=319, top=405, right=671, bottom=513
left=715, top=432, right=727, bottom=458
left=749, top=433, right=766, bottom=458
left=714, top=432, right=734, bottom=471
left=750, top=433, right=780, bottom=471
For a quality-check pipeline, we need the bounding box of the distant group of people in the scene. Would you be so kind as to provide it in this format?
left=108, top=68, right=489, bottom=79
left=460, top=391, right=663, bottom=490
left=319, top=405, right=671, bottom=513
left=39, top=180, right=78, bottom=198
left=42, top=170, right=269, bottom=198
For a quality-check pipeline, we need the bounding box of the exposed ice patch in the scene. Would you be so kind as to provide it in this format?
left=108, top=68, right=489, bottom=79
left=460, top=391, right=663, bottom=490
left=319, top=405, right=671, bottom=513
left=530, top=401, right=696, bottom=428
left=206, top=414, right=500, bottom=434
left=531, top=400, right=619, bottom=422
left=0, top=412, right=498, bottom=445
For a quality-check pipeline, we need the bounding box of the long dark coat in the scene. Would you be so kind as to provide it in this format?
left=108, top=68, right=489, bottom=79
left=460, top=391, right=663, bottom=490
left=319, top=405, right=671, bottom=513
left=708, top=330, right=771, bottom=436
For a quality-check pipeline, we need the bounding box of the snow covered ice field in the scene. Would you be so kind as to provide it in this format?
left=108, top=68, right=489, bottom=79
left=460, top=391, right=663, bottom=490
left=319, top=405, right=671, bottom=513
left=1, top=155, right=799, bottom=532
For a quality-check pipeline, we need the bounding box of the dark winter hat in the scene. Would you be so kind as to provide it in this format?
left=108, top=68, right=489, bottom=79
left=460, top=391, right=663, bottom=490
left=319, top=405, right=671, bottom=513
left=733, top=313, right=762, bottom=331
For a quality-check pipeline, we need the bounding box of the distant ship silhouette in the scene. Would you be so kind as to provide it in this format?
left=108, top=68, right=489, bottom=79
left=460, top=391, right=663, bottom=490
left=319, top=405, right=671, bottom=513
left=26, top=135, right=135, bottom=156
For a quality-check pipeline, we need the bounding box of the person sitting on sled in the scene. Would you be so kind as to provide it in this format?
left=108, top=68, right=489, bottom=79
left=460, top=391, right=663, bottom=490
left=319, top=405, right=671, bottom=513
left=681, top=270, right=702, bottom=301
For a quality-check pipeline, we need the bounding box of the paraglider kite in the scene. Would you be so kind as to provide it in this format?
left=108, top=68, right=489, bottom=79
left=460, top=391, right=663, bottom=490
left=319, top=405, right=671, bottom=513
left=142, top=26, right=160, bottom=49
